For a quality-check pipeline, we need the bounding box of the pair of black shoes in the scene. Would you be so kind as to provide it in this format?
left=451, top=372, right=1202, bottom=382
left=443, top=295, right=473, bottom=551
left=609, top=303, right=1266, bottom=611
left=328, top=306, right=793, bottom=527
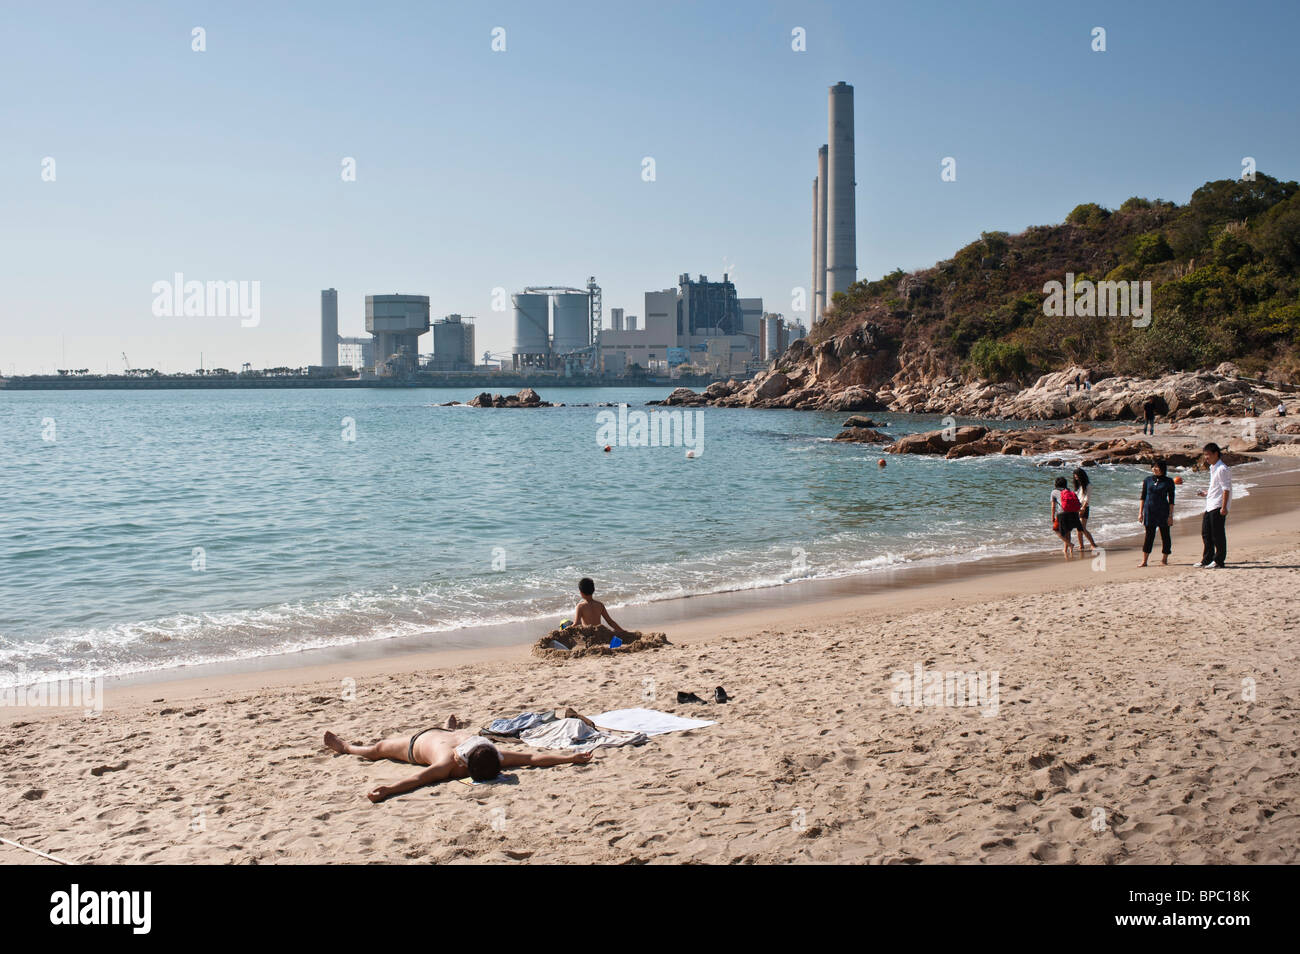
left=677, top=687, right=728, bottom=704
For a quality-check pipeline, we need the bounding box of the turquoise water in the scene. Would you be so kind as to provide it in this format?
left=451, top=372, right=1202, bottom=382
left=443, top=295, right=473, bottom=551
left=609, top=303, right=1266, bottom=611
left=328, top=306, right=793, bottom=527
left=0, top=387, right=1212, bottom=684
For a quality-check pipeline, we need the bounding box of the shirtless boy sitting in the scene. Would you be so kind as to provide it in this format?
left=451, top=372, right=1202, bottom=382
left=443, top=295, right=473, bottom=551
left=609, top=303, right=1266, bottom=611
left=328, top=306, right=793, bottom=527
left=324, top=715, right=592, bottom=803
left=570, top=577, right=628, bottom=636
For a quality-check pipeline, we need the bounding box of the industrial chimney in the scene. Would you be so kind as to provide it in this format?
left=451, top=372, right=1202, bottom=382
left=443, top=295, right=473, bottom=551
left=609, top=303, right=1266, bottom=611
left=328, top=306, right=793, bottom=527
left=815, top=144, right=828, bottom=320
left=320, top=288, right=339, bottom=367
left=825, top=82, right=856, bottom=299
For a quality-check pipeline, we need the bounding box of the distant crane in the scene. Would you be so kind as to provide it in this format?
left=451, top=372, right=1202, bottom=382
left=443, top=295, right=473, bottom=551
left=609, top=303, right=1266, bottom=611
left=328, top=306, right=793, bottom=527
left=121, top=352, right=131, bottom=372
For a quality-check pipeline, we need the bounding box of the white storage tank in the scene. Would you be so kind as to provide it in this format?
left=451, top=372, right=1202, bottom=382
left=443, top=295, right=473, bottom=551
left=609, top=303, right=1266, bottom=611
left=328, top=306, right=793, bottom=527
left=551, top=292, right=590, bottom=354
left=511, top=293, right=550, bottom=355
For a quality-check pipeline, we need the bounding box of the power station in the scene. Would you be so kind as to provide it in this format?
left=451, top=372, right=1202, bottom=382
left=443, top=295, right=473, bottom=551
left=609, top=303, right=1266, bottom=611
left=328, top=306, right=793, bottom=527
left=308, top=83, right=843, bottom=380
left=812, top=82, right=857, bottom=322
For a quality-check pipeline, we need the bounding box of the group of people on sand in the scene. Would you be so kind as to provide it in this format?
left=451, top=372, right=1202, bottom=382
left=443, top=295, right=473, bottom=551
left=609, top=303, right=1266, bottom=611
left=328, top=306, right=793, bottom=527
left=1049, top=442, right=1233, bottom=569
left=324, top=576, right=628, bottom=802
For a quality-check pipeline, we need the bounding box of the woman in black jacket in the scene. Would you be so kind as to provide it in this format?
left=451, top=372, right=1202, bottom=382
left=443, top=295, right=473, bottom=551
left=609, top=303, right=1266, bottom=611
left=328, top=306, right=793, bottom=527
left=1138, top=460, right=1176, bottom=567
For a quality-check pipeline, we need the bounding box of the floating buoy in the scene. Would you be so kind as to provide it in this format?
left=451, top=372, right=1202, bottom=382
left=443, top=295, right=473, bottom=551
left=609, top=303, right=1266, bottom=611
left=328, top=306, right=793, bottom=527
left=1173, top=476, right=1183, bottom=485
left=878, top=458, right=887, bottom=468
left=603, top=445, right=612, bottom=453
left=685, top=449, right=697, bottom=459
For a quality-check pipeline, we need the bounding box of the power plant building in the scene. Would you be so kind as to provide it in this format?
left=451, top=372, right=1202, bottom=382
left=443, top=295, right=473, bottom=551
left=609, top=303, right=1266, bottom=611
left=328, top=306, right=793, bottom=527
left=366, top=293, right=430, bottom=376
left=337, top=336, right=374, bottom=371
left=429, top=315, right=475, bottom=371
left=597, top=275, right=764, bottom=374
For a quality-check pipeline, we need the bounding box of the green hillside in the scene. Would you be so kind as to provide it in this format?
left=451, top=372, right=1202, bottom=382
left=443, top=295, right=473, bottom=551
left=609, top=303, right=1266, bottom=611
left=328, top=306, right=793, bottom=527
left=813, top=174, right=1300, bottom=383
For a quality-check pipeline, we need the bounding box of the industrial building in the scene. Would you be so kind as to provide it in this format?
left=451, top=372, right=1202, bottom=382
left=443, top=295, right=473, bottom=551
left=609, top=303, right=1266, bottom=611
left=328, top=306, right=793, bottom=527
left=429, top=315, right=476, bottom=371
left=319, top=290, right=480, bottom=376
left=337, top=335, right=374, bottom=371
left=596, top=274, right=766, bottom=376
left=811, top=82, right=857, bottom=323
left=366, top=294, right=430, bottom=376
left=506, top=279, right=601, bottom=372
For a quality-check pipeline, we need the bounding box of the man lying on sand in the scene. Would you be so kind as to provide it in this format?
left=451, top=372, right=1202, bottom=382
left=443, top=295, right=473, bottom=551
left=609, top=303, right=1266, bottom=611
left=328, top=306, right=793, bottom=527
left=324, top=715, right=593, bottom=802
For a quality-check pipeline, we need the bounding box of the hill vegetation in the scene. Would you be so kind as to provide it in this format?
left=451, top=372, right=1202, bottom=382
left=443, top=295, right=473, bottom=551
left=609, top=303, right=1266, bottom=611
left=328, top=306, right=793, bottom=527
left=812, top=174, right=1300, bottom=384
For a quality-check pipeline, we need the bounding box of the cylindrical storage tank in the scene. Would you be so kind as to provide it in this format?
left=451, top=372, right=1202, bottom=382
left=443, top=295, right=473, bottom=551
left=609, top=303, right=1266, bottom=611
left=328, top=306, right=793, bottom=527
left=764, top=315, right=780, bottom=360
left=433, top=318, right=466, bottom=364
left=511, top=293, right=550, bottom=355
left=551, top=292, right=590, bottom=354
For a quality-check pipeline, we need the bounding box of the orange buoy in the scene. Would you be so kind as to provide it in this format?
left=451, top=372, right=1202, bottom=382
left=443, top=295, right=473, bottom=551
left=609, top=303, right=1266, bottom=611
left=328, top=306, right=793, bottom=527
left=603, top=445, right=612, bottom=453
left=877, top=458, right=887, bottom=468
left=1173, top=476, right=1183, bottom=484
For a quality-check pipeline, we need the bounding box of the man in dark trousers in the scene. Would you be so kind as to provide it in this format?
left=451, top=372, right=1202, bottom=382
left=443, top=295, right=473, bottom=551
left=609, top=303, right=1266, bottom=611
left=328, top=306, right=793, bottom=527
left=1195, top=442, right=1232, bottom=569
left=1141, top=396, right=1157, bottom=435
left=1138, top=459, right=1176, bottom=567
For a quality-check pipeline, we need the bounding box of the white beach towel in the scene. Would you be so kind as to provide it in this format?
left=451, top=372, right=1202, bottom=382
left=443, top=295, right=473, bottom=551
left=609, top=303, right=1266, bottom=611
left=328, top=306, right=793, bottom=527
left=591, top=707, right=715, bottom=736
left=519, top=717, right=647, bottom=753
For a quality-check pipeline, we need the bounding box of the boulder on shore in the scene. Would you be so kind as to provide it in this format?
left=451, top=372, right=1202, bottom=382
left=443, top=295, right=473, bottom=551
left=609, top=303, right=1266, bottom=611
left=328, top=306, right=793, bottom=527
left=467, top=388, right=553, bottom=408
left=833, top=427, right=892, bottom=444
left=885, top=425, right=988, bottom=455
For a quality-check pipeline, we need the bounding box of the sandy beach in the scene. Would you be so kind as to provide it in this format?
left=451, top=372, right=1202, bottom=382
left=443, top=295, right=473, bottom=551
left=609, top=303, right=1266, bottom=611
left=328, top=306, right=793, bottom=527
left=3, top=456, right=1299, bottom=865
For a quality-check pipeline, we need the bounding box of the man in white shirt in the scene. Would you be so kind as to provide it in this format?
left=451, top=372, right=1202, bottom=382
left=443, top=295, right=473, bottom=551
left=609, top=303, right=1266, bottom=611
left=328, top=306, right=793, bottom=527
left=1195, top=442, right=1232, bottom=568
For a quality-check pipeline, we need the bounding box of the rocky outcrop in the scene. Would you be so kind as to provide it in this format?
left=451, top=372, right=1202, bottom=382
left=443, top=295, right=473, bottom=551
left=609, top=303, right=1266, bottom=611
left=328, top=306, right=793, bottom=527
left=885, top=426, right=988, bottom=455
left=468, top=388, right=552, bottom=408
left=878, top=424, right=1261, bottom=469
left=677, top=359, right=1291, bottom=423
left=833, top=427, right=891, bottom=444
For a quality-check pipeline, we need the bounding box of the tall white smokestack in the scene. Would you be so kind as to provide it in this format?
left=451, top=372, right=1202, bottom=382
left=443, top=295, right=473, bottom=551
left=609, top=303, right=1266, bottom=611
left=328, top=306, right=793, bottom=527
left=816, top=144, right=828, bottom=320
left=811, top=176, right=819, bottom=322
left=320, top=288, right=339, bottom=367
left=826, top=82, right=856, bottom=299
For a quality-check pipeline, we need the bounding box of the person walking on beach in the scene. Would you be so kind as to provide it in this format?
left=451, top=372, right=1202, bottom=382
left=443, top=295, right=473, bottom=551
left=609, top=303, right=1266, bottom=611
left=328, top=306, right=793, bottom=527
left=1195, top=442, right=1231, bottom=568
left=1051, top=476, right=1083, bottom=559
left=1141, top=396, right=1157, bottom=435
left=1072, top=467, right=1097, bottom=552
left=1138, top=460, right=1176, bottom=567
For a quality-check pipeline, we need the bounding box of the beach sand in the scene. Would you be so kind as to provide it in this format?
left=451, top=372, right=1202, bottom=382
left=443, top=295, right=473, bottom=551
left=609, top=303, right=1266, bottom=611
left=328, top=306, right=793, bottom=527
left=3, top=464, right=1299, bottom=865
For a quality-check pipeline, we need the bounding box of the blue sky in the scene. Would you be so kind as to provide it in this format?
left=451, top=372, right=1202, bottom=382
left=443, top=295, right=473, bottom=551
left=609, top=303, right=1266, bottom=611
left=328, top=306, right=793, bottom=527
left=2, top=0, right=1298, bottom=374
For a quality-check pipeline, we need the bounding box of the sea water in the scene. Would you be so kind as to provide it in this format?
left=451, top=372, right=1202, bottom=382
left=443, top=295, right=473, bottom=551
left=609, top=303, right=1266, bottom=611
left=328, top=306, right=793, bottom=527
left=0, top=387, right=1213, bottom=684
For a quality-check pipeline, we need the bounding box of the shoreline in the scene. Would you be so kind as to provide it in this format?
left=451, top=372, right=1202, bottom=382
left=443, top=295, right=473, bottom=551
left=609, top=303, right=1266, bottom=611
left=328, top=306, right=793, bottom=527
left=3, top=464, right=1298, bottom=863
left=7, top=451, right=1299, bottom=721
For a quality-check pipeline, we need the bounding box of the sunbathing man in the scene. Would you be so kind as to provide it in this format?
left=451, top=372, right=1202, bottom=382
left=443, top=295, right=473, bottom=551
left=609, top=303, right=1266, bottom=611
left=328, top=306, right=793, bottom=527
left=324, top=715, right=593, bottom=803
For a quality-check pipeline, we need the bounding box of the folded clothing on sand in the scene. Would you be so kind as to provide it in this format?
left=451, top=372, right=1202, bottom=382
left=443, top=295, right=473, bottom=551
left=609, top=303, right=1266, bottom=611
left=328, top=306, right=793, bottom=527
left=518, top=717, right=647, bottom=753
left=591, top=708, right=716, bottom=736
left=485, top=711, right=556, bottom=737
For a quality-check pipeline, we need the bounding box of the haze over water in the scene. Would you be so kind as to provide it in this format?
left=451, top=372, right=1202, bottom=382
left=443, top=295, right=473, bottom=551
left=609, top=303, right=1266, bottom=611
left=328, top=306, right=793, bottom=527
left=0, top=388, right=1213, bottom=685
